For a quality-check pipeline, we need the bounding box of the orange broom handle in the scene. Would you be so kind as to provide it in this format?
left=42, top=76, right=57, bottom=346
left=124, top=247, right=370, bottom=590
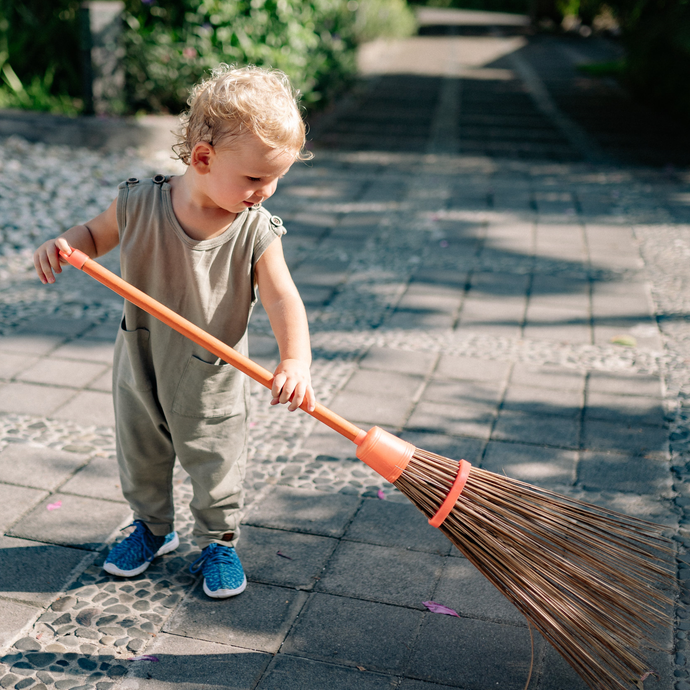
left=59, top=248, right=366, bottom=445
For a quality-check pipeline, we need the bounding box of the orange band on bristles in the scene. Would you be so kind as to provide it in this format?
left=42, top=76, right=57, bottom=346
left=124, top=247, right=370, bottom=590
left=429, top=460, right=471, bottom=528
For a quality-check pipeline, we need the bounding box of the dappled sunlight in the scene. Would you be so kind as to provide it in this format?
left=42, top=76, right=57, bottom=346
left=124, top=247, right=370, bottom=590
left=358, top=35, right=527, bottom=79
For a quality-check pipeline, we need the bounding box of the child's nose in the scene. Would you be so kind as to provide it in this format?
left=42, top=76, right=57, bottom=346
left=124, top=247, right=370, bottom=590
left=257, top=180, right=277, bottom=199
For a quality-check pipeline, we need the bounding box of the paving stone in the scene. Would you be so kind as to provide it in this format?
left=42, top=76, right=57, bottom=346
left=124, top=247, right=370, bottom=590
left=282, top=593, right=422, bottom=673
left=17, top=359, right=109, bottom=389
left=123, top=632, right=271, bottom=689
left=243, top=486, right=361, bottom=538
left=15, top=318, right=95, bottom=339
left=60, top=456, right=125, bottom=503
left=163, top=582, right=307, bottom=653
left=0, top=600, right=40, bottom=649
left=481, top=441, right=577, bottom=487
left=587, top=371, right=662, bottom=398
left=406, top=614, right=541, bottom=688
left=399, top=432, right=485, bottom=467
left=0, top=535, right=88, bottom=607
left=501, top=383, right=583, bottom=418
left=51, top=391, right=115, bottom=428
left=582, top=419, right=668, bottom=457
left=469, top=272, right=529, bottom=297
left=0, top=444, right=90, bottom=491
left=406, top=401, right=495, bottom=439
left=585, top=391, right=665, bottom=426
left=0, top=353, right=40, bottom=380
left=0, top=483, right=48, bottom=532
left=329, top=370, right=424, bottom=427
left=85, top=370, right=112, bottom=393
left=49, top=340, right=115, bottom=364
left=523, top=307, right=592, bottom=344
left=388, top=303, right=457, bottom=330
left=344, top=498, right=451, bottom=554
left=492, top=410, right=579, bottom=449
left=8, top=494, right=131, bottom=551
left=457, top=307, right=523, bottom=338
left=0, top=383, right=76, bottom=416
left=432, top=557, right=526, bottom=626
left=0, top=335, right=65, bottom=357
left=421, top=380, right=503, bottom=407
left=257, top=654, right=396, bottom=690
left=300, top=425, right=360, bottom=459
left=537, top=642, right=599, bottom=689
left=237, top=525, right=336, bottom=589
left=360, top=346, right=437, bottom=376
left=434, top=355, right=511, bottom=383
left=316, top=540, right=443, bottom=607
left=398, top=681, right=457, bottom=690
left=578, top=451, right=673, bottom=495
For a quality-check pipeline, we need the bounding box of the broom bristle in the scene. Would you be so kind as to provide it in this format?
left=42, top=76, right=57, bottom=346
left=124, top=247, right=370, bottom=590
left=394, top=448, right=676, bottom=690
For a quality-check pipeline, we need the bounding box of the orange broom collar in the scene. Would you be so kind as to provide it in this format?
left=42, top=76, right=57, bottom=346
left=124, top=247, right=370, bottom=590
left=429, top=459, right=471, bottom=528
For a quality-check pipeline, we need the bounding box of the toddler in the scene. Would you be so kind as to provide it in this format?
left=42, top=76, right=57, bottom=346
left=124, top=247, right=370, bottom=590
left=33, top=64, right=315, bottom=598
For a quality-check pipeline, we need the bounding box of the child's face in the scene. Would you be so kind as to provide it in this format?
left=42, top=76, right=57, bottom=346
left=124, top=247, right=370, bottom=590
left=196, top=134, right=296, bottom=214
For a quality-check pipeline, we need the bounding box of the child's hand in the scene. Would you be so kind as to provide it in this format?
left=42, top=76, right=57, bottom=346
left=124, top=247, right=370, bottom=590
left=34, top=237, right=71, bottom=284
left=271, top=359, right=315, bottom=412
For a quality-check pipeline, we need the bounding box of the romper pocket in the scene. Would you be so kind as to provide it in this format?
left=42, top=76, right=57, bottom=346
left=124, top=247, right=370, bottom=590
left=115, top=317, right=153, bottom=391
left=171, top=355, right=245, bottom=418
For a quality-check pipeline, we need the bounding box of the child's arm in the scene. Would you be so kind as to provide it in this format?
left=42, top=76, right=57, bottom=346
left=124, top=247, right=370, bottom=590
left=33, top=198, right=119, bottom=284
left=255, top=239, right=315, bottom=413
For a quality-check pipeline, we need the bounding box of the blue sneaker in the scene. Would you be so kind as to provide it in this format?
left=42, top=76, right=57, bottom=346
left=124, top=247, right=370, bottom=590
left=104, top=520, right=179, bottom=577
left=189, top=543, right=247, bottom=598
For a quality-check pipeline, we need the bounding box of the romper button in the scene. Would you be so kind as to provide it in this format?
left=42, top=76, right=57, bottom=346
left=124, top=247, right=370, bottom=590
left=127, top=177, right=139, bottom=184
left=153, top=174, right=166, bottom=184
left=270, top=215, right=283, bottom=227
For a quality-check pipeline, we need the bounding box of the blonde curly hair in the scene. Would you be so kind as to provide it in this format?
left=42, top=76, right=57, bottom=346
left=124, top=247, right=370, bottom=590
left=173, top=64, right=312, bottom=164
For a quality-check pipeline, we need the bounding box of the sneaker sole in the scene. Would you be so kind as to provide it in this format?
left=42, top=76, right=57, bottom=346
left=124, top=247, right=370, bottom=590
left=103, top=531, right=180, bottom=578
left=203, top=575, right=247, bottom=599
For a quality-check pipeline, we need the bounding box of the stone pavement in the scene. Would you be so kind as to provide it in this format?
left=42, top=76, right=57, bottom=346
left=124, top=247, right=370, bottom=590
left=1, top=7, right=689, bottom=690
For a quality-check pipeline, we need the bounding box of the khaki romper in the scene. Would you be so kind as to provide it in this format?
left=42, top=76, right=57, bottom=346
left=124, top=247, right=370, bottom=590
left=112, top=175, right=285, bottom=549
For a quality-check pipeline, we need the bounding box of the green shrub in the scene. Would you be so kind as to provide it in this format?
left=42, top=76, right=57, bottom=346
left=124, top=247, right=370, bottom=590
left=0, top=0, right=415, bottom=116
left=409, top=0, right=530, bottom=14
left=607, top=0, right=690, bottom=118
left=351, top=0, right=417, bottom=43
left=122, top=0, right=360, bottom=113
left=0, top=0, right=83, bottom=112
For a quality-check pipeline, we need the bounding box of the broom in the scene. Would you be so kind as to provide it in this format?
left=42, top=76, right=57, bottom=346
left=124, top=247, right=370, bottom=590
left=59, top=246, right=676, bottom=690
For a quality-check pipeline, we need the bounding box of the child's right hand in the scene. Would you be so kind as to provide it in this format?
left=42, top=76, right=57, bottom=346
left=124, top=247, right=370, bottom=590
left=34, top=237, right=72, bottom=284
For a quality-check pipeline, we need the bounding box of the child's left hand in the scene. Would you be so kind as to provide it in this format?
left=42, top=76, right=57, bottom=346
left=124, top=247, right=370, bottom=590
left=271, top=359, right=315, bottom=412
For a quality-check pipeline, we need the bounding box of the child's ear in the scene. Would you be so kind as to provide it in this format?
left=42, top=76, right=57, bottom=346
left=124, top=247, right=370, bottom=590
left=190, top=142, right=214, bottom=174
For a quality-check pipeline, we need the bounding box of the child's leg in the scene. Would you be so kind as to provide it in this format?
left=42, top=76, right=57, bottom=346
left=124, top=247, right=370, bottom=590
left=169, top=410, right=247, bottom=549
left=114, top=383, right=177, bottom=536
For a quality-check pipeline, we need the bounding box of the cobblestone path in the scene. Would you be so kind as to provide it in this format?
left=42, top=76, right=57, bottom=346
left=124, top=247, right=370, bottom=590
left=1, top=8, right=689, bottom=690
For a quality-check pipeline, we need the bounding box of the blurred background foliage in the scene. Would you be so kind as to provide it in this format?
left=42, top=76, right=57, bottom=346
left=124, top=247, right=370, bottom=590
left=0, top=0, right=84, bottom=114
left=0, top=0, right=687, bottom=118
left=0, top=0, right=415, bottom=115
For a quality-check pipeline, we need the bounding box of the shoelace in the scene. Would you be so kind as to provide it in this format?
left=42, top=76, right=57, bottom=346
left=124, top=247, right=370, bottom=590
left=189, top=543, right=235, bottom=575
left=118, top=520, right=160, bottom=563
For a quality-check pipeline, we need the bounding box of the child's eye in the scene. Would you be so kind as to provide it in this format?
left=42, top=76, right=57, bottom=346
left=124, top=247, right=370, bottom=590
left=248, top=177, right=261, bottom=182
